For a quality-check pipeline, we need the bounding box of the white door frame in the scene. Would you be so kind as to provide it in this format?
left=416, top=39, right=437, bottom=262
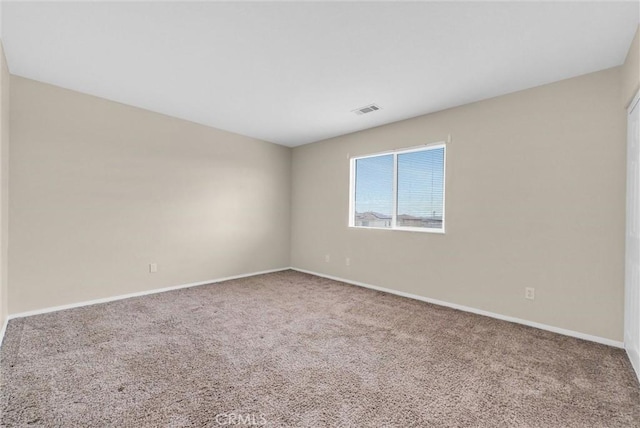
left=625, top=89, right=640, bottom=381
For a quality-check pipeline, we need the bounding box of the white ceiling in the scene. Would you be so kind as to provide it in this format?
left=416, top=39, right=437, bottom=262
left=3, top=1, right=639, bottom=147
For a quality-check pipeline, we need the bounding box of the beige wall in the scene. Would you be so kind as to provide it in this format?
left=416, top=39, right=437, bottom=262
left=0, top=43, right=8, bottom=328
left=622, top=26, right=640, bottom=108
left=291, top=67, right=626, bottom=341
left=9, top=76, right=291, bottom=314
left=6, top=33, right=636, bottom=339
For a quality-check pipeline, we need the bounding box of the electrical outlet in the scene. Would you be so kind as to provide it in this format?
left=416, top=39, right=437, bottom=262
left=149, top=263, right=158, bottom=273
left=325, top=254, right=330, bottom=263
left=525, top=287, right=535, bottom=300
left=346, top=257, right=351, bottom=266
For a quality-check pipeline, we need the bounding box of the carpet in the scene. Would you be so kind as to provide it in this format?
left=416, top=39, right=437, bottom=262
left=1, top=270, right=638, bottom=427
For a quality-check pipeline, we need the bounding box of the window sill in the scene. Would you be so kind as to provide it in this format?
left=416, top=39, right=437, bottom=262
left=348, top=225, right=445, bottom=234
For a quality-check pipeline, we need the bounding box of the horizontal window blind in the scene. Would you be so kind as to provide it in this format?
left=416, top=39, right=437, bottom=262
left=354, top=154, right=394, bottom=228
left=397, top=147, right=445, bottom=229
left=350, top=144, right=445, bottom=232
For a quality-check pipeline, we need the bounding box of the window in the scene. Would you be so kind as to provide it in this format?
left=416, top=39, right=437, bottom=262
left=349, top=143, right=446, bottom=233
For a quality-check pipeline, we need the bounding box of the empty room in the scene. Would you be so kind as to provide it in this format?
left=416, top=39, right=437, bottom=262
left=0, top=1, right=639, bottom=426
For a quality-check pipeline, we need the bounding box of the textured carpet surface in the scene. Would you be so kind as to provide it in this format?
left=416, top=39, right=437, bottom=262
left=1, top=270, right=639, bottom=427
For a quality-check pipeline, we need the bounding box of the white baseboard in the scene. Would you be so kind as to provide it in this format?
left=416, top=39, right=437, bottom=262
left=7, top=267, right=291, bottom=321
left=0, top=316, right=7, bottom=348
left=624, top=333, right=640, bottom=381
left=292, top=267, right=624, bottom=349
left=3, top=266, right=625, bottom=351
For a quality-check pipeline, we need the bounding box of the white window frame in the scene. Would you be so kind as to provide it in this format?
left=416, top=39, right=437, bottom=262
left=348, top=142, right=446, bottom=234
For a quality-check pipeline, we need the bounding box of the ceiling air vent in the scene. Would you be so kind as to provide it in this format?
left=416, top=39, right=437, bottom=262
left=352, top=104, right=381, bottom=115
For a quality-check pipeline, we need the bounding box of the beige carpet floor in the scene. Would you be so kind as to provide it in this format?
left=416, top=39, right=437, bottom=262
left=1, top=270, right=639, bottom=427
